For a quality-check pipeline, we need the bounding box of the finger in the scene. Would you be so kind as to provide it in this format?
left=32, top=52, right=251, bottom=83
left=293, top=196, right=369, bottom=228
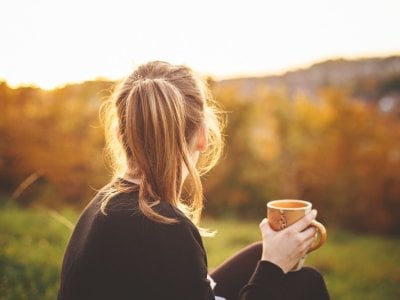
left=291, top=210, right=317, bottom=233
left=301, top=227, right=316, bottom=253
left=259, top=218, right=268, bottom=227
left=259, top=218, right=273, bottom=232
left=299, top=226, right=317, bottom=241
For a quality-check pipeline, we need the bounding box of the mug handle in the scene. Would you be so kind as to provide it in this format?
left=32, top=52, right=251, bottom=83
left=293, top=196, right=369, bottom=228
left=308, top=220, right=327, bottom=253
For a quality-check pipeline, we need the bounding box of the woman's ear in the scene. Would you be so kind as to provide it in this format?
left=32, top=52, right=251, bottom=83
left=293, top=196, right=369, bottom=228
left=196, top=124, right=208, bottom=152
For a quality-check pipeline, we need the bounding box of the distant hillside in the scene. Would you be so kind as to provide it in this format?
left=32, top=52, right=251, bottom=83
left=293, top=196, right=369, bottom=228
left=217, top=55, right=400, bottom=103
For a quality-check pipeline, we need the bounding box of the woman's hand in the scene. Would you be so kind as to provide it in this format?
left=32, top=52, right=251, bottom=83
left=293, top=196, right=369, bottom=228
left=259, top=210, right=317, bottom=273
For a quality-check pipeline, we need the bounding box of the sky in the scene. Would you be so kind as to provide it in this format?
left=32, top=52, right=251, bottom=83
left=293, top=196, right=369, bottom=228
left=1, top=0, right=400, bottom=89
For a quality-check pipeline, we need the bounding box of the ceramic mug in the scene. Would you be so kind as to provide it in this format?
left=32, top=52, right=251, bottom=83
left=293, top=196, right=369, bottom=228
left=267, top=199, right=327, bottom=271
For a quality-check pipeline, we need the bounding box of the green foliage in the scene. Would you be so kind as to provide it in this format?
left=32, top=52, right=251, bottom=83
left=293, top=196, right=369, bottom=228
left=205, top=86, right=400, bottom=234
left=307, top=231, right=400, bottom=299
left=0, top=202, right=76, bottom=300
left=0, top=80, right=113, bottom=208
left=1, top=204, right=399, bottom=299
left=1, top=77, right=400, bottom=233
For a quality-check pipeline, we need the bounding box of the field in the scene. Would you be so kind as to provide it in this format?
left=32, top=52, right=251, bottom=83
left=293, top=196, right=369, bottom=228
left=1, top=202, right=400, bottom=299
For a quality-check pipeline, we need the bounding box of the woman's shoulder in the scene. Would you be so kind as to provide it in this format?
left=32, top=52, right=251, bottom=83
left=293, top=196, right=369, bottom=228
left=87, top=181, right=198, bottom=237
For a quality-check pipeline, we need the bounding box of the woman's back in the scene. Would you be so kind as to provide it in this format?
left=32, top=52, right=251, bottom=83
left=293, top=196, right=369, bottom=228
left=58, top=179, right=214, bottom=300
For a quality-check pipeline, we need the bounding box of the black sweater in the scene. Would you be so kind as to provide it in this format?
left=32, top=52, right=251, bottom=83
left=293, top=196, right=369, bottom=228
left=58, top=181, right=287, bottom=300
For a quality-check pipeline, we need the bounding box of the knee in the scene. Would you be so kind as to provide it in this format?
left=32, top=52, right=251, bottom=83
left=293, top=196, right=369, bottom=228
left=243, top=241, right=262, bottom=257
left=249, top=241, right=262, bottom=251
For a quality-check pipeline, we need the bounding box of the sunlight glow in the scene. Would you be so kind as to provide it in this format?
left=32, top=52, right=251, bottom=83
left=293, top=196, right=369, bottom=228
left=1, top=0, right=400, bottom=89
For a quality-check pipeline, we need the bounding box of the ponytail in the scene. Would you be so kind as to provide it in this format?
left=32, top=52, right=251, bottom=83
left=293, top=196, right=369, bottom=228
left=100, top=61, right=224, bottom=226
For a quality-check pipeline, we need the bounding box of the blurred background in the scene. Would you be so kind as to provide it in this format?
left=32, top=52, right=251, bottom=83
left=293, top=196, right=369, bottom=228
left=1, top=0, right=400, bottom=299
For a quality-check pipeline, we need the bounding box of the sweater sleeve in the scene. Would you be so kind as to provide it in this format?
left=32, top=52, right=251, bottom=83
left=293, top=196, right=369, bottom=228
left=239, top=260, right=286, bottom=299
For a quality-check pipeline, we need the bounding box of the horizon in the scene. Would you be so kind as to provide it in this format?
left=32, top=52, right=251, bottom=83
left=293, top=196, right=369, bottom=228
left=2, top=52, right=399, bottom=90
left=2, top=0, right=400, bottom=89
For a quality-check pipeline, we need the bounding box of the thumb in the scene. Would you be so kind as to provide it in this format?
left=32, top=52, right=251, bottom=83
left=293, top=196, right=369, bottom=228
left=259, top=218, right=274, bottom=234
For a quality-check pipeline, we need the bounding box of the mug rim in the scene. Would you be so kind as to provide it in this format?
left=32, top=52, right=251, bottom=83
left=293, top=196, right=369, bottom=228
left=267, top=199, right=311, bottom=210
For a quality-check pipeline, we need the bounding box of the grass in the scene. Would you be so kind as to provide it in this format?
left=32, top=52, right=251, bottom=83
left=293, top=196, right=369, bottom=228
left=1, top=203, right=400, bottom=299
left=0, top=203, right=75, bottom=300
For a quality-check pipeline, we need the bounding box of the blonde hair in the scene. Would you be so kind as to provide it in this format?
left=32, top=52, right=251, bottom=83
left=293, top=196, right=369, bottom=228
left=100, top=61, right=224, bottom=226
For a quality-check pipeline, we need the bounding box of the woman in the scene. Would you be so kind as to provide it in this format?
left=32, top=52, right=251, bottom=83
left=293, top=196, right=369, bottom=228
left=58, top=61, right=329, bottom=300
